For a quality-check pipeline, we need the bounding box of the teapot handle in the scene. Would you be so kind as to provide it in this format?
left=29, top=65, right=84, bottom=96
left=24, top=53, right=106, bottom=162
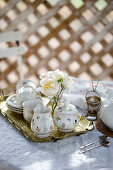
left=85, top=90, right=101, bottom=99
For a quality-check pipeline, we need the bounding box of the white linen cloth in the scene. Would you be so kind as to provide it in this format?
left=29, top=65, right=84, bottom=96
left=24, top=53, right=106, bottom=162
left=64, top=93, right=87, bottom=109
left=0, top=77, right=113, bottom=170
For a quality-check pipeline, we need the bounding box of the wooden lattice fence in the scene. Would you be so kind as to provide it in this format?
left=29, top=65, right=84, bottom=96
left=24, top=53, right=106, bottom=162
left=0, top=0, right=113, bottom=88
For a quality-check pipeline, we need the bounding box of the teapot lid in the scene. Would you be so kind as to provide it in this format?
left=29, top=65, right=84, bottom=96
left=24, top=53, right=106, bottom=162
left=34, top=103, right=50, bottom=114
left=56, top=104, right=78, bottom=115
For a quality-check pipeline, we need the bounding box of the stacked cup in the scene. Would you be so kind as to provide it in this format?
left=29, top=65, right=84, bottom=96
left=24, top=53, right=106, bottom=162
left=16, top=80, right=38, bottom=123
left=16, top=80, right=37, bottom=105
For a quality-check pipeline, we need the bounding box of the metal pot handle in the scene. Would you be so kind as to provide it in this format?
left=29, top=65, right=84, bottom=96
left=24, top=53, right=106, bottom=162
left=85, top=90, right=101, bottom=99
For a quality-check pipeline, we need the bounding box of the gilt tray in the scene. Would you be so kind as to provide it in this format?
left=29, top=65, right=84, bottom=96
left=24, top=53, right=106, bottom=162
left=0, top=96, right=94, bottom=142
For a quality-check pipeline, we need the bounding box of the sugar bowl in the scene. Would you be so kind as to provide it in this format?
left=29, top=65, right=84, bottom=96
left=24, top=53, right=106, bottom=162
left=54, top=103, right=79, bottom=132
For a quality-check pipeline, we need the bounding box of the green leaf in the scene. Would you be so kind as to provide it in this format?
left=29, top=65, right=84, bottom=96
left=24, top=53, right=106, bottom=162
left=57, top=78, right=63, bottom=83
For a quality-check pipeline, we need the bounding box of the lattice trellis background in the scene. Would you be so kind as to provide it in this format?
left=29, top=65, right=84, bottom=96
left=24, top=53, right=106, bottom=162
left=0, top=0, right=113, bottom=88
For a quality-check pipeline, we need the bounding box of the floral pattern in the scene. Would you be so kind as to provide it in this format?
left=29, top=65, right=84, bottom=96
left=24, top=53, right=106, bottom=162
left=50, top=125, right=53, bottom=130
left=73, top=120, right=77, bottom=126
left=31, top=110, right=34, bottom=114
left=56, top=117, right=61, bottom=121
left=75, top=120, right=77, bottom=124
left=62, top=123, right=65, bottom=128
left=37, top=116, right=40, bottom=119
left=67, top=118, right=71, bottom=121
left=36, top=126, right=40, bottom=132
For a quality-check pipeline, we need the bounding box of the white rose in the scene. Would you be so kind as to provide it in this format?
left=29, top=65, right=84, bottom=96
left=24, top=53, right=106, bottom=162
left=40, top=71, right=55, bottom=80
left=63, top=77, right=72, bottom=91
left=40, top=69, right=72, bottom=94
left=54, top=69, right=72, bottom=91
left=53, top=69, right=65, bottom=78
left=39, top=73, right=47, bottom=79
left=40, top=78, right=60, bottom=97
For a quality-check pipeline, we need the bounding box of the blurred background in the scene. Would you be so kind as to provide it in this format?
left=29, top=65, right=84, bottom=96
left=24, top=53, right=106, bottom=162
left=0, top=0, right=113, bottom=89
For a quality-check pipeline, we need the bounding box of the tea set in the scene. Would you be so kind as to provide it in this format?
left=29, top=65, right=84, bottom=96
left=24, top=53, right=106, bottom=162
left=6, top=80, right=80, bottom=138
left=6, top=79, right=113, bottom=138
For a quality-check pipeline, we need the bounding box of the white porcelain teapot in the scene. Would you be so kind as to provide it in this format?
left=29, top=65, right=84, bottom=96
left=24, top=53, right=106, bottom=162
left=100, top=98, right=113, bottom=131
left=107, top=88, right=113, bottom=99
left=31, top=103, right=54, bottom=138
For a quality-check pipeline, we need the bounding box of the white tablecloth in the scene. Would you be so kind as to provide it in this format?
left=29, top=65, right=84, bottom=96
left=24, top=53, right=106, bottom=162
left=0, top=78, right=113, bottom=170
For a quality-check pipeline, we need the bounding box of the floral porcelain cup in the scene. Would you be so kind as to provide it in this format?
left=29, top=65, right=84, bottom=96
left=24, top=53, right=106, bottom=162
left=22, top=99, right=38, bottom=123
left=31, top=104, right=54, bottom=138
left=54, top=104, right=79, bottom=132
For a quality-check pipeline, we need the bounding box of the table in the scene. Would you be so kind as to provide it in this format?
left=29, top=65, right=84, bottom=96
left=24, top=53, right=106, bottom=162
left=0, top=78, right=113, bottom=170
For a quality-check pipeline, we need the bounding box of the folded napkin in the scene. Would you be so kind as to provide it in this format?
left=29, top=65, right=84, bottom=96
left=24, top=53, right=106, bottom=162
left=64, top=93, right=107, bottom=112
left=64, top=93, right=87, bottom=110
